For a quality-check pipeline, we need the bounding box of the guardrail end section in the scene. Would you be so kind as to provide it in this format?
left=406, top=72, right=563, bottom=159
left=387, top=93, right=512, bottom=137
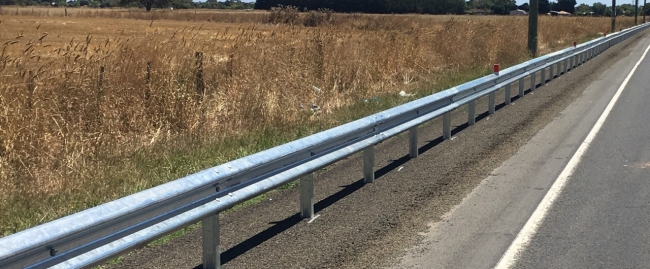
left=202, top=213, right=220, bottom=269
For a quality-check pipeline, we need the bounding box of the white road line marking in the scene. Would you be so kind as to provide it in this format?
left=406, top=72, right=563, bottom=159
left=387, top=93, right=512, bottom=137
left=494, top=43, right=650, bottom=269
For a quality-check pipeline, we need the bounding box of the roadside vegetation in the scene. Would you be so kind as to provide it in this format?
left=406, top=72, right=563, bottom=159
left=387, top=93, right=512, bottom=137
left=0, top=8, right=636, bottom=236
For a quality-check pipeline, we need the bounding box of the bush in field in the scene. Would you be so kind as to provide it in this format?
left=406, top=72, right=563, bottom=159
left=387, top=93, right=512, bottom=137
left=304, top=8, right=334, bottom=27
left=268, top=5, right=300, bottom=25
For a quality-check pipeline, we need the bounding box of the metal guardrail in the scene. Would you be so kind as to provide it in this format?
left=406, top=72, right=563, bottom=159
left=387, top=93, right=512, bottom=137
left=1, top=22, right=648, bottom=269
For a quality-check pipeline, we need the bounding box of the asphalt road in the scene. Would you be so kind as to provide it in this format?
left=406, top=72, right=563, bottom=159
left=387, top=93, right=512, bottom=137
left=105, top=30, right=650, bottom=269
left=394, top=31, right=650, bottom=268
left=510, top=38, right=650, bottom=269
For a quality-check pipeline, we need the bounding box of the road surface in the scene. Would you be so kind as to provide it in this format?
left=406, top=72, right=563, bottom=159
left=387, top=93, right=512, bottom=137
left=395, top=30, right=650, bottom=269
left=106, top=29, right=650, bottom=269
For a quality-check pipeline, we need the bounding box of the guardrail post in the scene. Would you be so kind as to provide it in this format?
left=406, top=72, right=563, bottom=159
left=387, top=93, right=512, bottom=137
left=443, top=112, right=451, bottom=139
left=202, top=213, right=220, bottom=269
left=364, top=146, right=375, bottom=183
left=300, top=173, right=314, bottom=219
left=579, top=51, right=585, bottom=65
left=530, top=72, right=536, bottom=91
left=549, top=63, right=554, bottom=80
left=409, top=127, right=418, bottom=158
left=488, top=92, right=496, bottom=114
left=569, top=55, right=574, bottom=70
left=468, top=100, right=476, bottom=125
left=540, top=67, right=546, bottom=85
left=505, top=84, right=511, bottom=105
left=579, top=52, right=583, bottom=65
left=519, top=78, right=525, bottom=97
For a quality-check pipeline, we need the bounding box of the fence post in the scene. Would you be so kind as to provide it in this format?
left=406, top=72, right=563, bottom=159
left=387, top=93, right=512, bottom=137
left=27, top=70, right=35, bottom=109
left=226, top=53, right=234, bottom=78
left=195, top=51, right=205, bottom=100
left=202, top=213, right=220, bottom=269
left=98, top=66, right=104, bottom=104
left=145, top=61, right=152, bottom=101
left=300, top=173, right=314, bottom=218
left=363, top=146, right=374, bottom=183
left=409, top=127, right=418, bottom=158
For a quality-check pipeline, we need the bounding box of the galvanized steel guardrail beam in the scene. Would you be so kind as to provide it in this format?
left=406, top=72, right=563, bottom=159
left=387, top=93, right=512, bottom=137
left=1, top=23, right=648, bottom=269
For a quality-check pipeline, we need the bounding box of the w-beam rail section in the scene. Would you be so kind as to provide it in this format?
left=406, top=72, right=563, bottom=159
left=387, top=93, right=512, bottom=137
left=1, top=23, right=648, bottom=269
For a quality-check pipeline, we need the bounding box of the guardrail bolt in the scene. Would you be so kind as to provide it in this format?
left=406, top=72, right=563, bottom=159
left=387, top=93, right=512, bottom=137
left=49, top=248, right=57, bottom=256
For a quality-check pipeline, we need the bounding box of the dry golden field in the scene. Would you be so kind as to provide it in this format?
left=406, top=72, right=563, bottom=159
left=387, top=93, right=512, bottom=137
left=0, top=7, right=636, bottom=235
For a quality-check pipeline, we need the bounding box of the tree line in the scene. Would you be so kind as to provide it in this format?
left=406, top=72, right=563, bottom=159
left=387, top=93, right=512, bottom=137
left=574, top=2, right=650, bottom=16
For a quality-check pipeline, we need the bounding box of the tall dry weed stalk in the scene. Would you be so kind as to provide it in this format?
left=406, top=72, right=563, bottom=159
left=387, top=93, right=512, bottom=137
left=0, top=13, right=636, bottom=235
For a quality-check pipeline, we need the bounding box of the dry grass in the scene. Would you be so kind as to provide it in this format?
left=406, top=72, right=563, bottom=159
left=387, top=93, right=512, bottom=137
left=0, top=9, right=636, bottom=236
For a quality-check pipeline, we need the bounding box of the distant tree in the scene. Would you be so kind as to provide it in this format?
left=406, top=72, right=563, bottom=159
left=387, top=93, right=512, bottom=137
left=575, top=3, right=591, bottom=15
left=618, top=3, right=635, bottom=16
left=539, top=0, right=550, bottom=14
left=469, top=0, right=493, bottom=10
left=121, top=0, right=170, bottom=11
left=555, top=0, right=576, bottom=13
left=517, top=2, right=529, bottom=11
left=491, top=0, right=516, bottom=14
left=592, top=2, right=606, bottom=16
left=170, top=0, right=191, bottom=9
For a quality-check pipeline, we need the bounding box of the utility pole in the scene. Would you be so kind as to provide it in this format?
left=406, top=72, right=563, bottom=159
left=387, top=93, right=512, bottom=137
left=634, top=0, right=639, bottom=25
left=529, top=0, right=539, bottom=57
left=612, top=0, right=617, bottom=33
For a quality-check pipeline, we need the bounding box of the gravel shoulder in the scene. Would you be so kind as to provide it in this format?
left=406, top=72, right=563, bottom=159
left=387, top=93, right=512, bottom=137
left=105, top=29, right=650, bottom=269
